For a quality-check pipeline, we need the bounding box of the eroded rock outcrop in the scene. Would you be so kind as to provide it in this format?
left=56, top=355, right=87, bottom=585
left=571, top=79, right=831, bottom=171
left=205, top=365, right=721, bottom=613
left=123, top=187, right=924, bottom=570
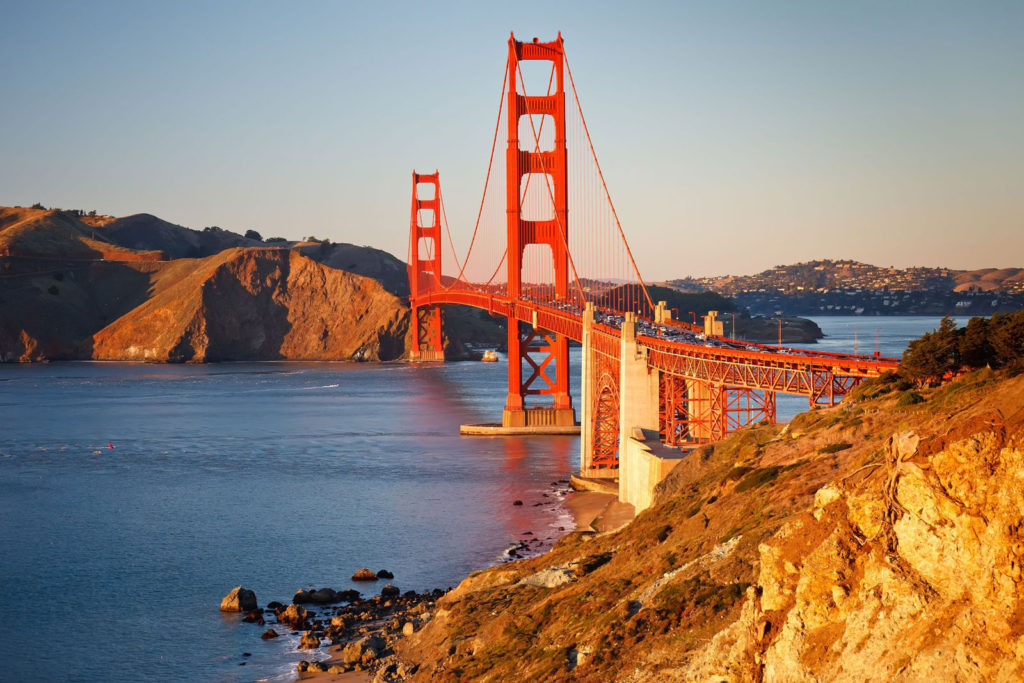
left=91, top=248, right=410, bottom=361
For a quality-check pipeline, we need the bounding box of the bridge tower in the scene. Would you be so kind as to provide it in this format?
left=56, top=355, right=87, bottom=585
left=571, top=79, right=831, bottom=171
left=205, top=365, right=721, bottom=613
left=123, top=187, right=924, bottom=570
left=502, top=32, right=575, bottom=428
left=408, top=171, right=444, bottom=362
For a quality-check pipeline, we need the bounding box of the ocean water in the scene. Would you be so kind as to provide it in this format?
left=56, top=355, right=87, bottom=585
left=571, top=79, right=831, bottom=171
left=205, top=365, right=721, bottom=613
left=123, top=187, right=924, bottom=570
left=0, top=316, right=943, bottom=681
left=775, top=315, right=945, bottom=420
left=0, top=360, right=579, bottom=682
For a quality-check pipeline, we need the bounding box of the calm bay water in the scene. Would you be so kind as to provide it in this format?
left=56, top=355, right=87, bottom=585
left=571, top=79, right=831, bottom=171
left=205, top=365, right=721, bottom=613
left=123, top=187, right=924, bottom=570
left=0, top=316, right=943, bottom=681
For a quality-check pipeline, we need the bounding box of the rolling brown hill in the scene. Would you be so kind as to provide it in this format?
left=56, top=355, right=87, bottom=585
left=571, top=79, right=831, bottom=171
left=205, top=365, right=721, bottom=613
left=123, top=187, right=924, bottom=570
left=96, top=213, right=264, bottom=259
left=0, top=207, right=163, bottom=261
left=953, top=267, right=1024, bottom=292
left=96, top=213, right=411, bottom=296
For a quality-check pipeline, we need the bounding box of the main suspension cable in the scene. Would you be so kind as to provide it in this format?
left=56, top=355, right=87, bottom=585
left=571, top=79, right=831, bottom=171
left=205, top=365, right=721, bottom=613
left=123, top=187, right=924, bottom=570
left=564, top=53, right=655, bottom=315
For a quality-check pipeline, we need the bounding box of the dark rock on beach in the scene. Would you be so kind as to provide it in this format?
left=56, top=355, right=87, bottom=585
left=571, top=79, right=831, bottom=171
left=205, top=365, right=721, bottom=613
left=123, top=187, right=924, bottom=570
left=381, top=584, right=400, bottom=599
left=299, top=631, right=321, bottom=650
left=342, top=634, right=385, bottom=666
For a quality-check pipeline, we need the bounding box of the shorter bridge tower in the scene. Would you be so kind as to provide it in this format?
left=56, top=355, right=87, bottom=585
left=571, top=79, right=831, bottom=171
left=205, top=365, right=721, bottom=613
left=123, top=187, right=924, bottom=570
left=408, top=171, right=444, bottom=362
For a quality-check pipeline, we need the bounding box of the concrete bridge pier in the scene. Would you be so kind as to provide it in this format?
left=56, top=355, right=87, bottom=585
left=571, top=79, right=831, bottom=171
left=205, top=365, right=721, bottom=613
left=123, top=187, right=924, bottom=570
left=579, top=309, right=662, bottom=478
left=617, top=313, right=661, bottom=458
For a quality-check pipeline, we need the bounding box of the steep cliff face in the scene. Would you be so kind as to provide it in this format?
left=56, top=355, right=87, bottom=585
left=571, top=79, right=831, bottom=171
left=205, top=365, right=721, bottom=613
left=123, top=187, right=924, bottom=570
left=92, top=248, right=410, bottom=362
left=393, top=371, right=1024, bottom=681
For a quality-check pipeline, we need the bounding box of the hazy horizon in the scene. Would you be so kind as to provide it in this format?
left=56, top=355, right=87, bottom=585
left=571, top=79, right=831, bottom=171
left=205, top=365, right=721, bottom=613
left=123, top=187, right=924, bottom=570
left=2, top=1, right=1021, bottom=279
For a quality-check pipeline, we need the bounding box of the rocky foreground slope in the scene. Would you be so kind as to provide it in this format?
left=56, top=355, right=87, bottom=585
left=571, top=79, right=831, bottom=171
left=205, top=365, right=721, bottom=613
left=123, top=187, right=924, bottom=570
left=386, top=370, right=1024, bottom=681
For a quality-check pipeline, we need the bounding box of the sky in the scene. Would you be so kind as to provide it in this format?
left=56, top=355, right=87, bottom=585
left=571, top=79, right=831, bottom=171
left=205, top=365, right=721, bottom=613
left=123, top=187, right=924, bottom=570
left=1, top=1, right=1022, bottom=279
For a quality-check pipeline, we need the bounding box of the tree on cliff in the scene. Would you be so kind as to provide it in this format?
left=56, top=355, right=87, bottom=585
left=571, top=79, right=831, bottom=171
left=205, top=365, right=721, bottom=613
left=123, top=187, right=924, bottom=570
left=901, top=316, right=960, bottom=383
left=901, top=310, right=1024, bottom=383
left=990, top=310, right=1024, bottom=370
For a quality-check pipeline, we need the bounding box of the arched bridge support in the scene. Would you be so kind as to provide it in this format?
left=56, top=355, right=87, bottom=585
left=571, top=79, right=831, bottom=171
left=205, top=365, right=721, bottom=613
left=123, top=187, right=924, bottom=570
left=580, top=309, right=661, bottom=478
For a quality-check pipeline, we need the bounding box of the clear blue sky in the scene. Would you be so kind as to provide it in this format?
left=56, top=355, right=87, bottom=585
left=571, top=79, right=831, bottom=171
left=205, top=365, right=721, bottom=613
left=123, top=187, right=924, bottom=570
left=2, top=1, right=1022, bottom=279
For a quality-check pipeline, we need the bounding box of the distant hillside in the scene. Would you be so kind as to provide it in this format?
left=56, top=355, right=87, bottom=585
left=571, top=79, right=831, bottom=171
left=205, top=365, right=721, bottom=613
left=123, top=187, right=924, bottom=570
left=596, top=284, right=736, bottom=319
left=662, top=259, right=1024, bottom=316
left=953, top=268, right=1024, bottom=292
left=665, top=259, right=1024, bottom=296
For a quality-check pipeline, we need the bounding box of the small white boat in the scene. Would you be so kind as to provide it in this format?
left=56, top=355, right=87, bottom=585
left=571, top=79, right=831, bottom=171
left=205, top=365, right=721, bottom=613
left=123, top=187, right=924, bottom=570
left=481, top=350, right=499, bottom=362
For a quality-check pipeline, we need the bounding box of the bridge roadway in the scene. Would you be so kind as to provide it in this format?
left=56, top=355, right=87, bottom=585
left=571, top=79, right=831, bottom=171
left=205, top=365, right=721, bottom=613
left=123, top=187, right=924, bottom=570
left=412, top=289, right=901, bottom=397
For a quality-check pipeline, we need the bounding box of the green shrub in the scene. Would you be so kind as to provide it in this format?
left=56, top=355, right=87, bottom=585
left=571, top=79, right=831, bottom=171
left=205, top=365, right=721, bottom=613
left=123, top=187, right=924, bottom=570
left=818, top=442, right=852, bottom=454
left=896, top=391, right=925, bottom=407
left=735, top=466, right=783, bottom=492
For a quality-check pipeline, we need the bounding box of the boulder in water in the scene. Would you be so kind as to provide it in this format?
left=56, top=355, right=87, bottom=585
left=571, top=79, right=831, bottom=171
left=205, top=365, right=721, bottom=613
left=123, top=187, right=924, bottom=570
left=310, top=587, right=339, bottom=604
left=376, top=569, right=394, bottom=579
left=220, top=586, right=257, bottom=612
left=351, top=568, right=377, bottom=581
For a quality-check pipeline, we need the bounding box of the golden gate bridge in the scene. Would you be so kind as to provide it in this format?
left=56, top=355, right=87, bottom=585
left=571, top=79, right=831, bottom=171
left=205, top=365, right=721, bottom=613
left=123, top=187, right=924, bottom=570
left=406, top=33, right=897, bottom=482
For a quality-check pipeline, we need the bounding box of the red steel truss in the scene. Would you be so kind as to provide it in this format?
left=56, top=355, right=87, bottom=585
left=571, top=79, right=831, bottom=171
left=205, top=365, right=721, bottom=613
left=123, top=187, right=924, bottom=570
left=659, top=375, right=776, bottom=447
left=640, top=336, right=887, bottom=408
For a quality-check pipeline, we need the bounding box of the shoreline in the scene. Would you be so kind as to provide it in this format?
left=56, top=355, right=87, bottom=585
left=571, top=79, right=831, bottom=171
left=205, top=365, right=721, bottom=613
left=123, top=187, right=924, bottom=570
left=269, top=486, right=635, bottom=681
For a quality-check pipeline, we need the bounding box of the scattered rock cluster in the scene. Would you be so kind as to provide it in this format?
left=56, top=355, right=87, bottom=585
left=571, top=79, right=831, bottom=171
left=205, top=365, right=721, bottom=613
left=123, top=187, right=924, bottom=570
left=221, top=571, right=447, bottom=679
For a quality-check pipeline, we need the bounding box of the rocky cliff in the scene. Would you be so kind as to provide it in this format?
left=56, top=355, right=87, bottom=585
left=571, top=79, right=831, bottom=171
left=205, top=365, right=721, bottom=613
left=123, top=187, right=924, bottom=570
left=91, top=248, right=410, bottom=362
left=391, top=369, right=1024, bottom=681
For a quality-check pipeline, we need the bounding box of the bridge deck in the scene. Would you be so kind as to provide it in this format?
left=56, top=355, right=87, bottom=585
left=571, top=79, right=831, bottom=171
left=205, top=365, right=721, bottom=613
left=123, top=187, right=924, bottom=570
left=412, top=291, right=899, bottom=398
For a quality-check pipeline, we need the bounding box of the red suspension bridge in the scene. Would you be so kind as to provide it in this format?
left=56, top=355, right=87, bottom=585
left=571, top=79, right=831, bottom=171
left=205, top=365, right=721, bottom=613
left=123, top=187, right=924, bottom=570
left=407, top=33, right=898, bottom=478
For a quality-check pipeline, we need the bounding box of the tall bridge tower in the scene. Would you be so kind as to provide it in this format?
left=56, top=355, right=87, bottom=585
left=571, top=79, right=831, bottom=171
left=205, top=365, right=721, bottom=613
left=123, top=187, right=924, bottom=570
left=503, top=32, right=575, bottom=428
left=408, top=171, right=444, bottom=362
